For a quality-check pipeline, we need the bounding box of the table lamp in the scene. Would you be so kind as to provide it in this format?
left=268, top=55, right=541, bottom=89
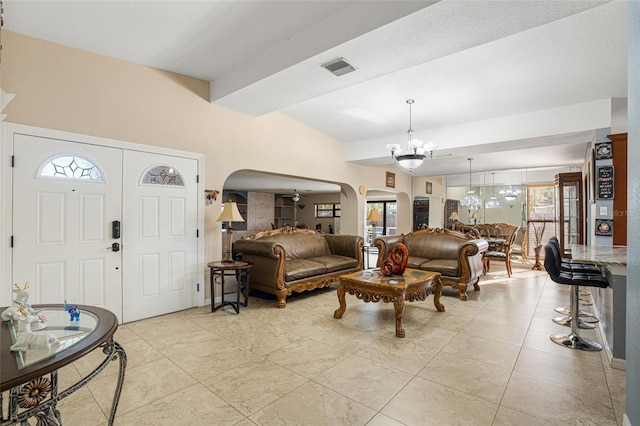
left=471, top=211, right=479, bottom=225
left=448, top=211, right=459, bottom=230
left=366, top=208, right=382, bottom=242
left=217, top=200, right=245, bottom=262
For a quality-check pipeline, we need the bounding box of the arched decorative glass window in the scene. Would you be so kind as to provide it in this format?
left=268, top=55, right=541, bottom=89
left=38, top=155, right=104, bottom=181
left=141, top=165, right=185, bottom=186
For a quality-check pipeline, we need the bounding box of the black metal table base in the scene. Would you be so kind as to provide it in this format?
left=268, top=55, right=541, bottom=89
left=209, top=262, right=252, bottom=314
left=1, top=338, right=127, bottom=426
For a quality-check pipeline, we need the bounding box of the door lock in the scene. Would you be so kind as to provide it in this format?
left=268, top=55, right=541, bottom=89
left=107, top=242, right=120, bottom=252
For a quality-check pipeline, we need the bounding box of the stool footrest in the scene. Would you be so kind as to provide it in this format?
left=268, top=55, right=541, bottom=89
left=552, top=315, right=596, bottom=329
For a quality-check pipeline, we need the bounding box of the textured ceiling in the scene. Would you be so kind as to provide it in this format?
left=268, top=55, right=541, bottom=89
left=4, top=0, right=627, bottom=192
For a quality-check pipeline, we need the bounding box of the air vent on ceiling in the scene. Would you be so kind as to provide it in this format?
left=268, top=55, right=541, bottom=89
left=322, top=58, right=355, bottom=77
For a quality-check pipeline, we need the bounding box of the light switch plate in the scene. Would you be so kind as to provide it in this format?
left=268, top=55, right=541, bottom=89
left=600, top=206, right=607, bottom=216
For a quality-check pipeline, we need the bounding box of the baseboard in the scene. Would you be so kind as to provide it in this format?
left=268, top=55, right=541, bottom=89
left=595, top=317, right=626, bottom=371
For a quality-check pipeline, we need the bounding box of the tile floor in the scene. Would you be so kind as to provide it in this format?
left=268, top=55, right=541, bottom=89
left=53, top=262, right=626, bottom=425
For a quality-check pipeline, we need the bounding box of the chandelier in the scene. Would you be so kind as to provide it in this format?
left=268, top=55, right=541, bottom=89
left=386, top=99, right=437, bottom=171
left=459, top=158, right=481, bottom=211
left=500, top=186, right=522, bottom=201
left=485, top=172, right=503, bottom=209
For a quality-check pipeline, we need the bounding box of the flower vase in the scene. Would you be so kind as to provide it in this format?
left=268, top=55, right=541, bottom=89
left=532, top=245, right=543, bottom=270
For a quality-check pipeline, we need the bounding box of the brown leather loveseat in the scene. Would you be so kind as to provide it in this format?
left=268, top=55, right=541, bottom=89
left=234, top=226, right=363, bottom=308
left=374, top=228, right=488, bottom=300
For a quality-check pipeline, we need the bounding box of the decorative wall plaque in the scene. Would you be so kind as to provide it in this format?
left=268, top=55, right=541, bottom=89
left=595, top=142, right=613, bottom=160
left=595, top=219, right=613, bottom=236
left=386, top=172, right=395, bottom=188
left=426, top=181, right=432, bottom=194
left=597, top=165, right=614, bottom=200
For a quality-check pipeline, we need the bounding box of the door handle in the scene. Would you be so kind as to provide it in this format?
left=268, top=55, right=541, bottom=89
left=107, top=242, right=120, bottom=252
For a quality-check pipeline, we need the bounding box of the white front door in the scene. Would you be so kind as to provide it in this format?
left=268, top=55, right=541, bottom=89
left=122, top=151, right=198, bottom=323
left=12, top=135, right=123, bottom=318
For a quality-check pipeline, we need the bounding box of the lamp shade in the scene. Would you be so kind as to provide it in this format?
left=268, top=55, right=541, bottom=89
left=449, top=212, right=459, bottom=221
left=216, top=200, right=245, bottom=223
left=366, top=208, right=382, bottom=222
left=471, top=212, right=478, bottom=220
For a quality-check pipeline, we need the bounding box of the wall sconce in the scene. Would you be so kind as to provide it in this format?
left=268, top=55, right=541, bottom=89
left=205, top=189, right=219, bottom=204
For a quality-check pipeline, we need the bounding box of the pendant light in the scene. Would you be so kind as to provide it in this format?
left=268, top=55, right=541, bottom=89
left=385, top=99, right=437, bottom=171
left=459, top=158, right=481, bottom=211
left=485, top=172, right=503, bottom=209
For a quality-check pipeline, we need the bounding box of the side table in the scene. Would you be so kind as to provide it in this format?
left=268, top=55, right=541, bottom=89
left=208, top=261, right=253, bottom=314
left=1, top=305, right=126, bottom=425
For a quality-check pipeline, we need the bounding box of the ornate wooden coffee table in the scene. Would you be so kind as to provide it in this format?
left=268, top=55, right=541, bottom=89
left=334, top=268, right=444, bottom=337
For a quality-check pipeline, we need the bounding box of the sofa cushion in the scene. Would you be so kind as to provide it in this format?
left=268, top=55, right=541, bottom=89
left=405, top=234, right=461, bottom=260
left=418, top=259, right=459, bottom=276
left=310, top=255, right=358, bottom=273
left=407, top=256, right=430, bottom=269
left=260, top=234, right=331, bottom=260
left=284, top=259, right=327, bottom=281
left=485, top=250, right=507, bottom=258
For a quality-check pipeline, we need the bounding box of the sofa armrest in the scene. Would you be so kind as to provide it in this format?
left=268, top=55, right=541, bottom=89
left=458, top=238, right=489, bottom=282
left=234, top=239, right=281, bottom=259
left=234, top=239, right=286, bottom=289
left=373, top=235, right=404, bottom=267
left=324, top=235, right=364, bottom=267
left=460, top=238, right=489, bottom=256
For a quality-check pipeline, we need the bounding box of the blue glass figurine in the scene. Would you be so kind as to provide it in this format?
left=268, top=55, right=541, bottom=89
left=64, top=300, right=80, bottom=321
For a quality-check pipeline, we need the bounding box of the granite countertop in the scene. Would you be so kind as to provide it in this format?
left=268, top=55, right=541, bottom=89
left=571, top=244, right=627, bottom=267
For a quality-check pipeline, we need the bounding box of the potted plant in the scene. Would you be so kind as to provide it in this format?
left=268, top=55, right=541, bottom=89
left=531, top=220, right=546, bottom=270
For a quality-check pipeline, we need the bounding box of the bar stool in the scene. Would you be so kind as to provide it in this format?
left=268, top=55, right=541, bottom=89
left=548, top=237, right=600, bottom=324
left=544, top=242, right=609, bottom=351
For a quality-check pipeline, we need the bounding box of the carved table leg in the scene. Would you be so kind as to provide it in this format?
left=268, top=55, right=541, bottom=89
left=393, top=296, right=405, bottom=338
left=333, top=283, right=347, bottom=319
left=432, top=277, right=445, bottom=312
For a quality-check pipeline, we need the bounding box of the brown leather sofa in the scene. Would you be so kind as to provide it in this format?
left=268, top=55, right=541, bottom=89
left=374, top=228, right=488, bottom=300
left=234, top=226, right=363, bottom=308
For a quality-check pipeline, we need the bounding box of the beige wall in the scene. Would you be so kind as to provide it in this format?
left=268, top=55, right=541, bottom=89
left=1, top=31, right=414, bottom=269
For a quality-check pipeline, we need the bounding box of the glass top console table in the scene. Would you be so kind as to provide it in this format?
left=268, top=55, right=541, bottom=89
left=1, top=304, right=126, bottom=425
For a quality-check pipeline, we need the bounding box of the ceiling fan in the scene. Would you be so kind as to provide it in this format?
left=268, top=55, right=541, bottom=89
left=281, top=190, right=305, bottom=202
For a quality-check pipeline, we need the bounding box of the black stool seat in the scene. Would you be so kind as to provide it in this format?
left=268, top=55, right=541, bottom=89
left=549, top=237, right=601, bottom=274
left=544, top=241, right=609, bottom=351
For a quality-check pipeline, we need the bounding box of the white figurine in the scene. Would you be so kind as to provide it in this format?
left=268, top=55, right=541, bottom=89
left=3, top=283, right=56, bottom=351
left=10, top=330, right=59, bottom=351
left=1, top=283, right=47, bottom=330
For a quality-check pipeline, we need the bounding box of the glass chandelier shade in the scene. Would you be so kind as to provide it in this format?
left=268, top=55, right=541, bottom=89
left=485, top=172, right=503, bottom=209
left=499, top=186, right=522, bottom=201
left=386, top=99, right=437, bottom=170
left=459, top=158, right=482, bottom=211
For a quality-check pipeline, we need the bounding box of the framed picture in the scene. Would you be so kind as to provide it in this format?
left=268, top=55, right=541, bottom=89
left=595, top=219, right=613, bottom=236
left=595, top=142, right=612, bottom=160
left=426, top=181, right=432, bottom=194
left=386, top=171, right=395, bottom=188
left=597, top=165, right=614, bottom=200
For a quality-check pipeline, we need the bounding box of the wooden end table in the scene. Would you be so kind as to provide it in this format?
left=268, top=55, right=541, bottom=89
left=334, top=268, right=444, bottom=337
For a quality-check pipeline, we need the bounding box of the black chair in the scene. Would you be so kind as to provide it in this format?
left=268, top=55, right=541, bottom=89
left=548, top=236, right=600, bottom=323
left=544, top=241, right=608, bottom=351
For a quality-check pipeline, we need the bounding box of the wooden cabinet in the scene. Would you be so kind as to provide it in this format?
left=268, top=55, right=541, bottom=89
left=555, top=172, right=583, bottom=257
left=609, top=133, right=627, bottom=245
